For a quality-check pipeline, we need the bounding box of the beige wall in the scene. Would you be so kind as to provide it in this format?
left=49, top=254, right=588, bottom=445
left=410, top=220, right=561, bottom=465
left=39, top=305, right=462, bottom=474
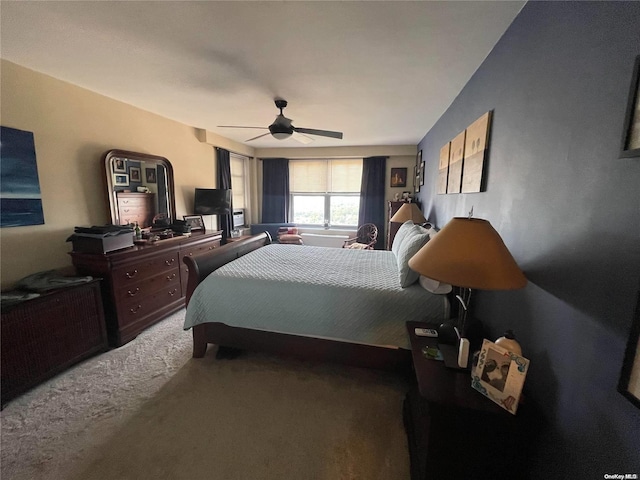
left=0, top=60, right=231, bottom=288
left=1, top=60, right=421, bottom=287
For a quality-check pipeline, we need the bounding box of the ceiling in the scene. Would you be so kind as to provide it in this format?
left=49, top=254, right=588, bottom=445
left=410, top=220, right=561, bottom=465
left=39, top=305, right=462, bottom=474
left=0, top=1, right=525, bottom=149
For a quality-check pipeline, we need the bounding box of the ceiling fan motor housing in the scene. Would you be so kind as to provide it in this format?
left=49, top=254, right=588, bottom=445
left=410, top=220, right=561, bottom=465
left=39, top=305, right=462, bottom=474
left=269, top=122, right=293, bottom=137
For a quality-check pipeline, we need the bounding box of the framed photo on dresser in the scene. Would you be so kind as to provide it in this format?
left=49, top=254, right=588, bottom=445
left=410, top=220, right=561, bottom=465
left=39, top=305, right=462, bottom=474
left=184, top=215, right=204, bottom=232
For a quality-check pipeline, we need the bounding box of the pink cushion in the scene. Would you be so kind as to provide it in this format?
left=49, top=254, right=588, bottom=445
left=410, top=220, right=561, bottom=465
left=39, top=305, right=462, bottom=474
left=278, top=234, right=303, bottom=245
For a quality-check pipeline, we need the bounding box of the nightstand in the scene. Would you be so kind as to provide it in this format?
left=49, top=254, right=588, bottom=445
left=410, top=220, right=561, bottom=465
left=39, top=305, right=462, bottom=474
left=403, top=321, right=533, bottom=480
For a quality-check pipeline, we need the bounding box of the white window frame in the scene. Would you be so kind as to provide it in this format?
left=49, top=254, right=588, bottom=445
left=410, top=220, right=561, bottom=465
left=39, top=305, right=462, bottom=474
left=230, top=153, right=250, bottom=216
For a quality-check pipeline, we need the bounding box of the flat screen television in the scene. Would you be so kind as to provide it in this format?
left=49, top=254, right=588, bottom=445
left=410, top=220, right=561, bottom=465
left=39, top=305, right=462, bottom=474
left=194, top=188, right=231, bottom=215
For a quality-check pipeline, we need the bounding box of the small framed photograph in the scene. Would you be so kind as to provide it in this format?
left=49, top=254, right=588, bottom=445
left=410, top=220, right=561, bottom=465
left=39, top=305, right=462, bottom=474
left=621, top=55, right=640, bottom=158
left=390, top=168, right=407, bottom=187
left=113, top=173, right=129, bottom=187
left=419, top=160, right=425, bottom=186
left=184, top=214, right=204, bottom=232
left=145, top=167, right=157, bottom=183
left=129, top=166, right=141, bottom=183
left=113, top=158, right=127, bottom=173
left=471, top=339, right=530, bottom=415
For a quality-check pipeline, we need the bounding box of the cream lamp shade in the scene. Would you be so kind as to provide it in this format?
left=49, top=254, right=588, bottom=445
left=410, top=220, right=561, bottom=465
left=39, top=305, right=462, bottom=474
left=408, top=217, right=527, bottom=290
left=389, top=203, right=427, bottom=224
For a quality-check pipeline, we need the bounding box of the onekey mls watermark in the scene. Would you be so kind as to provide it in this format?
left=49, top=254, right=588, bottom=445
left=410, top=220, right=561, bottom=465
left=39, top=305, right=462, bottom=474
left=604, top=475, right=638, bottom=479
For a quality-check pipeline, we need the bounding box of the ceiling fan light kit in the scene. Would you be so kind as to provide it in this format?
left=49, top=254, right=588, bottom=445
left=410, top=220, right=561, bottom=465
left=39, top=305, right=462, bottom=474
left=218, top=99, right=343, bottom=144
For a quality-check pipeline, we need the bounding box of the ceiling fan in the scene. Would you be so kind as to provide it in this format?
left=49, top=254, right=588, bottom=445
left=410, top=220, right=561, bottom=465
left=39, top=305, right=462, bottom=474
left=218, top=99, right=343, bottom=144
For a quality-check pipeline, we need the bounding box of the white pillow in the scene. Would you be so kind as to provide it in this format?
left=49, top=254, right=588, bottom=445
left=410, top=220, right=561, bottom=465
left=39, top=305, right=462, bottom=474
left=392, top=220, right=417, bottom=258
left=418, top=275, right=452, bottom=294
left=396, top=228, right=431, bottom=287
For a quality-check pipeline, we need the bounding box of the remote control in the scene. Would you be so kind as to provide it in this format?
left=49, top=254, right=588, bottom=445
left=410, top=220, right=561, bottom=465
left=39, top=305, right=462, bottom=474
left=415, top=328, right=438, bottom=338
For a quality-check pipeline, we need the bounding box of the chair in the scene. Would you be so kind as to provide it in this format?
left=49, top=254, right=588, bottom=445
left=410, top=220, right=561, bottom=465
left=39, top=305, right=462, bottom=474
left=342, top=223, right=378, bottom=250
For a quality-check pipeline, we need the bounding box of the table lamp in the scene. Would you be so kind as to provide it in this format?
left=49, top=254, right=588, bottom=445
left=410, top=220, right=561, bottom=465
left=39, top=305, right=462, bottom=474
left=408, top=216, right=527, bottom=339
left=389, top=202, right=427, bottom=224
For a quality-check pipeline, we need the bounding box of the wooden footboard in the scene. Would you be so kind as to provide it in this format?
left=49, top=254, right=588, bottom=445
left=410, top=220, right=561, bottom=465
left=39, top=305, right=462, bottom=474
left=198, top=322, right=412, bottom=372
left=184, top=232, right=271, bottom=358
left=183, top=232, right=272, bottom=306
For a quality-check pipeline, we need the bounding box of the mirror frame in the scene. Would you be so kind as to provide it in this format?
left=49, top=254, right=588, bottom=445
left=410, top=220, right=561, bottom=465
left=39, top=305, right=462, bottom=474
left=103, top=149, right=176, bottom=227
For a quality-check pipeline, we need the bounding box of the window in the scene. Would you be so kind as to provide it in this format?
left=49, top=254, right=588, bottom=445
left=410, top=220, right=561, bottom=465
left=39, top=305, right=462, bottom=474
left=289, top=159, right=362, bottom=227
left=230, top=153, right=248, bottom=210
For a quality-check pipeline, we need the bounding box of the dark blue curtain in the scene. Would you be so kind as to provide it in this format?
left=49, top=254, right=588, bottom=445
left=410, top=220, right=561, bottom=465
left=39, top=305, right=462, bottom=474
left=216, top=148, right=233, bottom=241
left=262, top=158, right=289, bottom=223
left=358, top=156, right=387, bottom=250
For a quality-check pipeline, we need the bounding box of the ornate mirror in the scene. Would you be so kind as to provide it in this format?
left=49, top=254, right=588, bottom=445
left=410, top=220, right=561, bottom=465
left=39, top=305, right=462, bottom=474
left=103, top=149, right=176, bottom=228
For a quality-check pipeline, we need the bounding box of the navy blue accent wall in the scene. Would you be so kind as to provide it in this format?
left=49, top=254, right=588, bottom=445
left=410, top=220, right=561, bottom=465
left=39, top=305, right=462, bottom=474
left=416, top=2, right=640, bottom=476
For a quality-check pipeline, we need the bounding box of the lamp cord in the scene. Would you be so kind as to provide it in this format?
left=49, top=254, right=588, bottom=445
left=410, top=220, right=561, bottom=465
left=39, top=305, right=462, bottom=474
left=455, top=287, right=472, bottom=336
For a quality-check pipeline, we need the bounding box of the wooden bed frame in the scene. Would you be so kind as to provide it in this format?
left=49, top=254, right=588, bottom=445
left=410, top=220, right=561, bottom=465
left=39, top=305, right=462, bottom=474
left=183, top=232, right=412, bottom=372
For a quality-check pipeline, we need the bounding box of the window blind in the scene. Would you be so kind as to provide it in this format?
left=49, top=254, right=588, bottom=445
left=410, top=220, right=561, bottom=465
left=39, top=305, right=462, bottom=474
left=230, top=153, right=246, bottom=209
left=290, top=159, right=363, bottom=193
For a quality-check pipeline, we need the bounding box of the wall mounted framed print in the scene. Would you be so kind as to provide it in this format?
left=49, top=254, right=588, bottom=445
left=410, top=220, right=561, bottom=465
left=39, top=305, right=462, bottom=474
left=471, top=339, right=529, bottom=415
left=0, top=126, right=45, bottom=227
left=620, top=55, right=640, bottom=158
left=437, top=142, right=450, bottom=194
left=113, top=173, right=129, bottom=187
left=390, top=168, right=407, bottom=187
left=145, top=167, right=157, bottom=183
left=461, top=111, right=492, bottom=193
left=129, top=166, right=141, bottom=183
left=113, top=157, right=127, bottom=173
left=618, top=285, right=640, bottom=409
left=447, top=131, right=466, bottom=194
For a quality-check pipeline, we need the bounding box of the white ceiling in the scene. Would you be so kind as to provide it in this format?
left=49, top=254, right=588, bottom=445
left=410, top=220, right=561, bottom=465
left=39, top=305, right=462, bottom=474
left=1, top=1, right=525, bottom=149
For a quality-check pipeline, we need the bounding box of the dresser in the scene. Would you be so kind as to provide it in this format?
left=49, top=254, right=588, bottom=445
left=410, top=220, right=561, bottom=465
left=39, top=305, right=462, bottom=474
left=1, top=280, right=107, bottom=405
left=70, top=231, right=222, bottom=346
left=116, top=192, right=155, bottom=228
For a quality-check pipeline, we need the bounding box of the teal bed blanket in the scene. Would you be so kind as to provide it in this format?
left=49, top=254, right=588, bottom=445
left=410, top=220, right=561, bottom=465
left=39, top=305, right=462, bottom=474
left=184, top=244, right=449, bottom=349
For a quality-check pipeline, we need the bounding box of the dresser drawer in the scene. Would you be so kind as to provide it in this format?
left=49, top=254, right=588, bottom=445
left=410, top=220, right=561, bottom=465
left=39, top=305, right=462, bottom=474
left=115, top=267, right=181, bottom=303
left=112, top=250, right=180, bottom=287
left=182, top=239, right=220, bottom=259
left=180, top=238, right=221, bottom=295
left=116, top=283, right=182, bottom=328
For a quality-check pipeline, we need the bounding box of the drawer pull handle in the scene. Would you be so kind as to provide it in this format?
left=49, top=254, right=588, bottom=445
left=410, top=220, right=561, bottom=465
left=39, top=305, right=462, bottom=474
left=165, top=258, right=175, bottom=266
left=209, top=246, right=214, bottom=250
left=127, top=287, right=140, bottom=297
left=130, top=304, right=142, bottom=314
left=166, top=273, right=177, bottom=281
left=189, top=252, right=193, bottom=256
left=168, top=289, right=178, bottom=296
left=125, top=269, right=138, bottom=279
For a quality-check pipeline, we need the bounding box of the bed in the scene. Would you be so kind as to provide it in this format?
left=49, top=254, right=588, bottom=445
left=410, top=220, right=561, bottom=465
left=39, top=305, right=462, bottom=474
left=183, top=231, right=449, bottom=371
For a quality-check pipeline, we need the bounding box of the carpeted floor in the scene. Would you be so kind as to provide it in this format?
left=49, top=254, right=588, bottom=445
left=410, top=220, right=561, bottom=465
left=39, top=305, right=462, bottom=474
left=1, top=310, right=411, bottom=479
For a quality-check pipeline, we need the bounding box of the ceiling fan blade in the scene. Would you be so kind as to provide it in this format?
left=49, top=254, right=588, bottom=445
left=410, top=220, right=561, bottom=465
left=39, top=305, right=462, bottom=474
left=292, top=131, right=314, bottom=144
left=218, top=125, right=268, bottom=129
left=246, top=132, right=271, bottom=142
left=293, top=127, right=343, bottom=139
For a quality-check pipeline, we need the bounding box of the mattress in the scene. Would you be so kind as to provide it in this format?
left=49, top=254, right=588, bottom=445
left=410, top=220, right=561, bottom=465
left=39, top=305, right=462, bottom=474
left=184, top=244, right=449, bottom=349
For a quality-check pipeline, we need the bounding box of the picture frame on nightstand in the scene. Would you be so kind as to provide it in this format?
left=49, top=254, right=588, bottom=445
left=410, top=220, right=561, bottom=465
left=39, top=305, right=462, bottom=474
left=471, top=339, right=529, bottom=415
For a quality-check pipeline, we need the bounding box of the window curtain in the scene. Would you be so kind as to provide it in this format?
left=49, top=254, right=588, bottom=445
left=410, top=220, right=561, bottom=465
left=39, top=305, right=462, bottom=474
left=216, top=147, right=233, bottom=241
left=358, top=156, right=387, bottom=250
left=262, top=158, right=289, bottom=223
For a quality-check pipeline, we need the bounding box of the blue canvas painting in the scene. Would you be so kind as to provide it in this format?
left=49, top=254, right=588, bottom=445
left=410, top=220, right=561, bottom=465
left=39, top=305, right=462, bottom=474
left=0, top=126, right=45, bottom=227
